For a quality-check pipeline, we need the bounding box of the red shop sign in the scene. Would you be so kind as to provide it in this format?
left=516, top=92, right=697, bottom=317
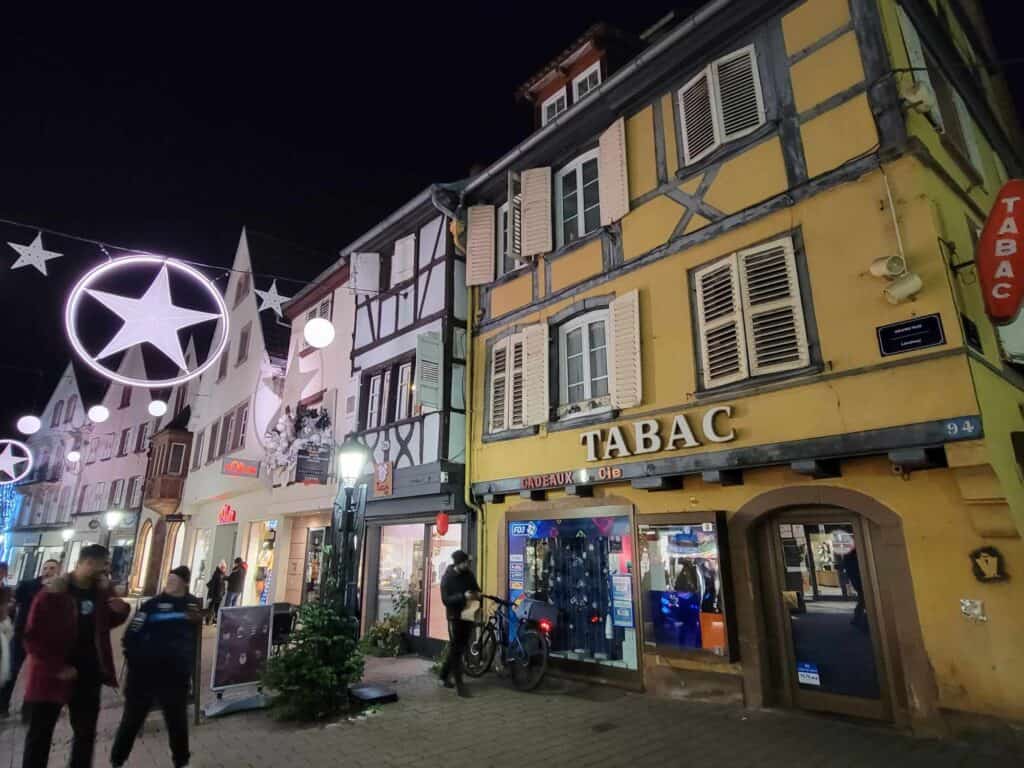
left=218, top=504, right=237, bottom=525
left=976, top=179, right=1024, bottom=324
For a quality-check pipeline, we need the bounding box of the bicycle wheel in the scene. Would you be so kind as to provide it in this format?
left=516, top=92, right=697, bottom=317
left=463, top=625, right=497, bottom=677
left=509, top=628, right=549, bottom=691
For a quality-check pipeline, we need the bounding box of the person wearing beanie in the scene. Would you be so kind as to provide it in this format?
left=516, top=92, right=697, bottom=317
left=111, top=565, right=201, bottom=768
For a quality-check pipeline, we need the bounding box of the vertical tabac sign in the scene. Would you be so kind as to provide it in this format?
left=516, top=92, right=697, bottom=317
left=977, top=180, right=1024, bottom=324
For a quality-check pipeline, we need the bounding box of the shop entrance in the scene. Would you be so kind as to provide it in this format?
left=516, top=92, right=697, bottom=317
left=762, top=512, right=889, bottom=720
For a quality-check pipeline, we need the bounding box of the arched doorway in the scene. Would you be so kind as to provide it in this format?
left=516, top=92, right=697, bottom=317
left=166, top=522, right=186, bottom=570
left=729, top=487, right=941, bottom=733
left=131, top=520, right=154, bottom=594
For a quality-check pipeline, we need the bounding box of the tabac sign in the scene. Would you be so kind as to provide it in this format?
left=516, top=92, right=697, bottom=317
left=579, top=405, right=735, bottom=461
left=977, top=179, right=1024, bottom=324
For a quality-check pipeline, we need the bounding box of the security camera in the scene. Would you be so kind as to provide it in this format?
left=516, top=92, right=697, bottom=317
left=870, top=255, right=907, bottom=279
left=884, top=272, right=923, bottom=304
left=900, top=81, right=936, bottom=115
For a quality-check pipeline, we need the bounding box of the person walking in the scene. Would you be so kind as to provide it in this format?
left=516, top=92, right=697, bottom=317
left=224, top=557, right=246, bottom=607
left=1, top=562, right=12, bottom=698
left=21, top=545, right=130, bottom=768
left=438, top=550, right=480, bottom=698
left=205, top=560, right=227, bottom=625
left=111, top=565, right=202, bottom=768
left=0, top=558, right=60, bottom=717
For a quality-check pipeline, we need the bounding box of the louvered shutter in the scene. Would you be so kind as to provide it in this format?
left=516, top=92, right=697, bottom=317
left=508, top=333, right=527, bottom=428
left=352, top=252, right=381, bottom=296
left=737, top=237, right=809, bottom=376
left=489, top=339, right=510, bottom=432
left=466, top=205, right=496, bottom=286
left=130, top=476, right=143, bottom=509
left=392, top=234, right=416, bottom=286
left=679, top=68, right=721, bottom=165
left=520, top=167, right=552, bottom=257
left=608, top=290, right=642, bottom=409
left=599, top=117, right=630, bottom=226
left=414, top=331, right=443, bottom=413
left=713, top=46, right=765, bottom=141
left=343, top=374, right=360, bottom=436
left=523, top=324, right=549, bottom=426
left=896, top=7, right=943, bottom=129
left=508, top=171, right=523, bottom=262
left=694, top=257, right=749, bottom=388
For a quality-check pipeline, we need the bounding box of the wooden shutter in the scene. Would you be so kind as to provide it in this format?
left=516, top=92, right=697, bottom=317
left=343, top=374, right=360, bottom=436
left=508, top=171, right=523, bottom=263
left=713, top=46, right=765, bottom=141
left=489, top=339, right=510, bottom=432
left=737, top=237, right=809, bottom=376
left=694, top=257, right=749, bottom=388
left=520, top=167, right=552, bottom=257
left=523, top=324, right=549, bottom=426
left=608, top=290, right=642, bottom=409
left=392, top=234, right=416, bottom=286
left=414, top=331, right=443, bottom=413
left=896, top=7, right=943, bottom=129
left=352, top=252, right=380, bottom=296
left=130, top=476, right=143, bottom=509
left=599, top=117, right=630, bottom=226
left=466, top=205, right=496, bottom=286
left=509, top=333, right=527, bottom=428
left=679, top=68, right=721, bottom=165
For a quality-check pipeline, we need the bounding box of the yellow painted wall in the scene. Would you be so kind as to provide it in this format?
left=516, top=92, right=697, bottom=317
left=790, top=31, right=865, bottom=113
left=782, top=0, right=852, bottom=56
left=489, top=270, right=533, bottom=318
left=701, top=137, right=789, bottom=215
left=801, top=93, right=879, bottom=178
left=549, top=239, right=603, bottom=293
left=626, top=106, right=658, bottom=200
left=620, top=194, right=684, bottom=261
left=660, top=94, right=679, bottom=178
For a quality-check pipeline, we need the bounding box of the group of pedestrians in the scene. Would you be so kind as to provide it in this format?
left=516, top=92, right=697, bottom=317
left=0, top=545, right=204, bottom=768
left=202, top=557, right=247, bottom=625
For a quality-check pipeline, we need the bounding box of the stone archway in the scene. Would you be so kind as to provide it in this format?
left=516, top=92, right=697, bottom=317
left=729, top=486, right=942, bottom=735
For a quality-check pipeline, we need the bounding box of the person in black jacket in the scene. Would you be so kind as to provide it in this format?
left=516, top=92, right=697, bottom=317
left=111, top=566, right=201, bottom=768
left=205, top=561, right=226, bottom=625
left=438, top=550, right=480, bottom=698
left=0, top=559, right=59, bottom=718
left=224, top=558, right=246, bottom=607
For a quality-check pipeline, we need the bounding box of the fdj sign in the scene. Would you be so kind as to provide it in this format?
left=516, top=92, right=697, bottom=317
left=510, top=523, right=537, bottom=537
left=977, top=179, right=1024, bottom=323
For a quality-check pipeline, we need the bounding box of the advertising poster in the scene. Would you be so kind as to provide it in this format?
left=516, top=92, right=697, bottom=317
left=211, top=605, right=273, bottom=690
left=295, top=444, right=332, bottom=485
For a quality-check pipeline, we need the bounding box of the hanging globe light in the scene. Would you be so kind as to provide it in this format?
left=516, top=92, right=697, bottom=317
left=303, top=318, right=335, bottom=349
left=87, top=405, right=110, bottom=423
left=148, top=399, right=168, bottom=417
left=16, top=415, right=41, bottom=435
left=66, top=449, right=81, bottom=463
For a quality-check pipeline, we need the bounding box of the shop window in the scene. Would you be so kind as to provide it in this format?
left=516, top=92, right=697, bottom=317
left=508, top=514, right=638, bottom=671
left=637, top=517, right=731, bottom=659
left=555, top=149, right=600, bottom=248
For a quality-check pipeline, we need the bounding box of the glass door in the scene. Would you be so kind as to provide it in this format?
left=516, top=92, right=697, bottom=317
left=426, top=523, right=463, bottom=643
left=302, top=527, right=328, bottom=604
left=376, top=524, right=426, bottom=646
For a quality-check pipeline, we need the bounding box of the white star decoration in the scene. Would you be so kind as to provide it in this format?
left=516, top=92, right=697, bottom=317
left=87, top=264, right=221, bottom=370
left=255, top=279, right=291, bottom=317
left=8, top=232, right=63, bottom=276
left=0, top=441, right=30, bottom=482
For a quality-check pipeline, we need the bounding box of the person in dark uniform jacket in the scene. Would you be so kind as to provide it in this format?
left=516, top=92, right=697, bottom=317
left=438, top=550, right=480, bottom=698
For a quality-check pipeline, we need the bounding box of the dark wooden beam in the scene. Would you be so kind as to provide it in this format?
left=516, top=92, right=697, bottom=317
left=481, top=493, right=505, bottom=505
left=565, top=484, right=594, bottom=497
left=519, top=490, right=546, bottom=501
left=888, top=447, right=947, bottom=472
left=702, top=469, right=743, bottom=486
left=790, top=459, right=841, bottom=479
left=630, top=476, right=683, bottom=492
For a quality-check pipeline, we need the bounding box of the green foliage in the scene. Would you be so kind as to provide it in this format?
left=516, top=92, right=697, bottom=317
left=429, top=642, right=450, bottom=674
left=262, top=598, right=365, bottom=721
left=361, top=590, right=411, bottom=657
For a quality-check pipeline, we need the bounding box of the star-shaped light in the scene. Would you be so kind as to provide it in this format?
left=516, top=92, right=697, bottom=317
left=255, top=279, right=291, bottom=317
left=87, top=264, right=221, bottom=370
left=0, top=441, right=30, bottom=482
left=8, top=232, right=63, bottom=276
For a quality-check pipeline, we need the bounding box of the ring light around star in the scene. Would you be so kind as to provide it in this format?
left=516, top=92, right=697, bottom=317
left=65, top=256, right=229, bottom=388
left=0, top=439, right=33, bottom=485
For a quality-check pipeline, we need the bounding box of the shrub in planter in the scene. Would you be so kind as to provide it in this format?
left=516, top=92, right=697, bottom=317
left=361, top=590, right=411, bottom=657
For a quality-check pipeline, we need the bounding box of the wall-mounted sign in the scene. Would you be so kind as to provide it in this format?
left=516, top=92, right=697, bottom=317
left=578, top=405, right=735, bottom=462
left=295, top=444, right=331, bottom=485
left=374, top=461, right=393, bottom=497
left=222, top=458, right=260, bottom=478
left=218, top=504, right=237, bottom=525
left=969, top=546, right=1008, bottom=583
left=876, top=313, right=946, bottom=357
left=166, top=514, right=186, bottom=523
left=976, top=179, right=1024, bottom=324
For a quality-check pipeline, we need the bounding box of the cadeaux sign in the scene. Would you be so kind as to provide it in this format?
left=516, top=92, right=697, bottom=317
left=977, top=180, right=1024, bottom=324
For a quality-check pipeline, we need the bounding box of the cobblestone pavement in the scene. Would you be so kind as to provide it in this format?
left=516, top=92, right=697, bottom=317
left=2, top=628, right=1020, bottom=768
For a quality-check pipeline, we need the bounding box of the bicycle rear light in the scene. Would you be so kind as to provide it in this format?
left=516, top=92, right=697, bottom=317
left=538, top=618, right=553, bottom=634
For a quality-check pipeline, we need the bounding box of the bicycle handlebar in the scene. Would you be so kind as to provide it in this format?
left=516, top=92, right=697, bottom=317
left=482, top=594, right=513, bottom=607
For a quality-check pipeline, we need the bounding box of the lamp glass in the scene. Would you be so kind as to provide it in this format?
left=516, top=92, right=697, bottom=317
left=105, top=510, right=122, bottom=529
left=88, top=405, right=110, bottom=423
left=66, top=449, right=81, bottom=463
left=61, top=528, right=74, bottom=542
left=16, top=415, right=41, bottom=435
left=338, top=438, right=369, bottom=489
left=303, top=317, right=336, bottom=349
left=148, top=399, right=168, bottom=417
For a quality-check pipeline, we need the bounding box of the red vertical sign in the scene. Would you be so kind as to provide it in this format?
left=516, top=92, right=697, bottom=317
left=976, top=179, right=1024, bottom=324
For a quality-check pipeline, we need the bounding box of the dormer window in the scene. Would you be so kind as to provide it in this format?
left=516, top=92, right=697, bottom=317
left=572, top=62, right=602, bottom=101
left=541, top=89, right=568, bottom=126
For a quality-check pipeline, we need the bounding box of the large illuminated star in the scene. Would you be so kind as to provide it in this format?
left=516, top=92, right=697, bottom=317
left=87, top=264, right=221, bottom=370
left=255, top=279, right=291, bottom=317
left=0, top=442, right=29, bottom=481
left=8, top=233, right=63, bottom=276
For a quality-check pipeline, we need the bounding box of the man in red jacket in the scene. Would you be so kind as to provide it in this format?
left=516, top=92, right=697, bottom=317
left=21, top=544, right=130, bottom=768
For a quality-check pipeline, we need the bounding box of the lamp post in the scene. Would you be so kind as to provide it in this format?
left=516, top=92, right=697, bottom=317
left=104, top=510, right=123, bottom=549
left=333, top=436, right=370, bottom=616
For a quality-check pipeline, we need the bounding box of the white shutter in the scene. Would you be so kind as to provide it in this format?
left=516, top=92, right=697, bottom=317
left=352, top=252, right=381, bottom=296
left=508, top=333, right=527, bottom=428
left=414, top=331, right=443, bottom=413
left=737, top=237, right=809, bottom=376
left=130, top=476, right=143, bottom=509
left=343, top=374, right=360, bottom=436
left=523, top=324, right=549, bottom=426
left=608, top=290, right=642, bottom=409
left=713, top=46, right=765, bottom=141
left=679, top=68, right=721, bottom=165
left=466, top=205, right=496, bottom=286
left=694, top=257, right=749, bottom=388
left=392, top=235, right=416, bottom=286
left=520, top=167, right=552, bottom=257
left=599, top=117, right=630, bottom=226
left=489, top=339, right=510, bottom=432
left=896, top=7, right=943, bottom=129
left=508, top=171, right=523, bottom=262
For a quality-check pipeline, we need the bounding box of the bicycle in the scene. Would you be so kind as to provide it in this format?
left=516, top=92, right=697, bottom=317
left=462, top=594, right=553, bottom=691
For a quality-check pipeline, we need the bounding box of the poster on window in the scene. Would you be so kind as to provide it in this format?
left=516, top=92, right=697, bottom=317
left=211, top=605, right=273, bottom=690
left=295, top=444, right=331, bottom=485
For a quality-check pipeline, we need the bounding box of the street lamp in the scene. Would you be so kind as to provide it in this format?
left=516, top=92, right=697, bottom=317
left=338, top=437, right=370, bottom=490
left=333, top=436, right=369, bottom=615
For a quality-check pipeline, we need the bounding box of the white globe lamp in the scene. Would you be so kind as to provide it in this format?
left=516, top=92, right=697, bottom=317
left=105, top=510, right=123, bottom=529
left=66, top=449, right=81, bottom=463
left=16, top=415, right=41, bottom=435
left=61, top=528, right=74, bottom=542
left=338, top=436, right=370, bottom=490
left=88, top=405, right=110, bottom=423
left=303, top=317, right=335, bottom=349
left=148, top=399, right=168, bottom=417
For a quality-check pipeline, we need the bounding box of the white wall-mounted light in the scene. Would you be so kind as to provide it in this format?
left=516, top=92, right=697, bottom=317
left=884, top=272, right=923, bottom=304
left=88, top=405, right=110, bottom=423
left=62, top=528, right=75, bottom=542
left=16, top=415, right=41, bottom=435
left=148, top=399, right=168, bottom=417
left=869, top=255, right=907, bottom=279
left=66, top=449, right=81, bottom=463
left=304, top=318, right=335, bottom=349
left=105, top=510, right=123, bottom=529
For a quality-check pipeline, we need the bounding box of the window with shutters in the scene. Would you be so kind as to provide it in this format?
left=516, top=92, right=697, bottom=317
left=496, top=202, right=526, bottom=278
left=573, top=62, right=602, bottom=101
left=94, top=482, right=107, bottom=512
left=129, top=475, right=143, bottom=509
left=100, top=435, right=113, bottom=461
left=51, top=400, right=64, bottom=427
left=692, top=236, right=813, bottom=390
left=396, top=362, right=413, bottom=421
left=233, top=402, right=248, bottom=449
left=391, top=234, right=417, bottom=287
left=237, top=322, right=251, bottom=366
left=109, top=480, right=124, bottom=509
left=678, top=45, right=765, bottom=166
left=556, top=149, right=601, bottom=248
left=557, top=310, right=611, bottom=418
left=193, top=429, right=205, bottom=470
left=487, top=334, right=528, bottom=433
left=118, top=428, right=131, bottom=457
left=220, top=411, right=235, bottom=456
left=135, top=422, right=150, bottom=453
left=119, top=386, right=132, bottom=409
left=168, top=443, right=187, bottom=475
left=359, top=354, right=414, bottom=431
left=218, top=341, right=231, bottom=381
left=541, top=88, right=568, bottom=126
left=65, top=396, right=77, bottom=424
left=207, top=421, right=220, bottom=464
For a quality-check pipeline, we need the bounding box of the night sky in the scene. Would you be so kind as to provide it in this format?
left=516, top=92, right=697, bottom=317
left=0, top=2, right=1020, bottom=432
